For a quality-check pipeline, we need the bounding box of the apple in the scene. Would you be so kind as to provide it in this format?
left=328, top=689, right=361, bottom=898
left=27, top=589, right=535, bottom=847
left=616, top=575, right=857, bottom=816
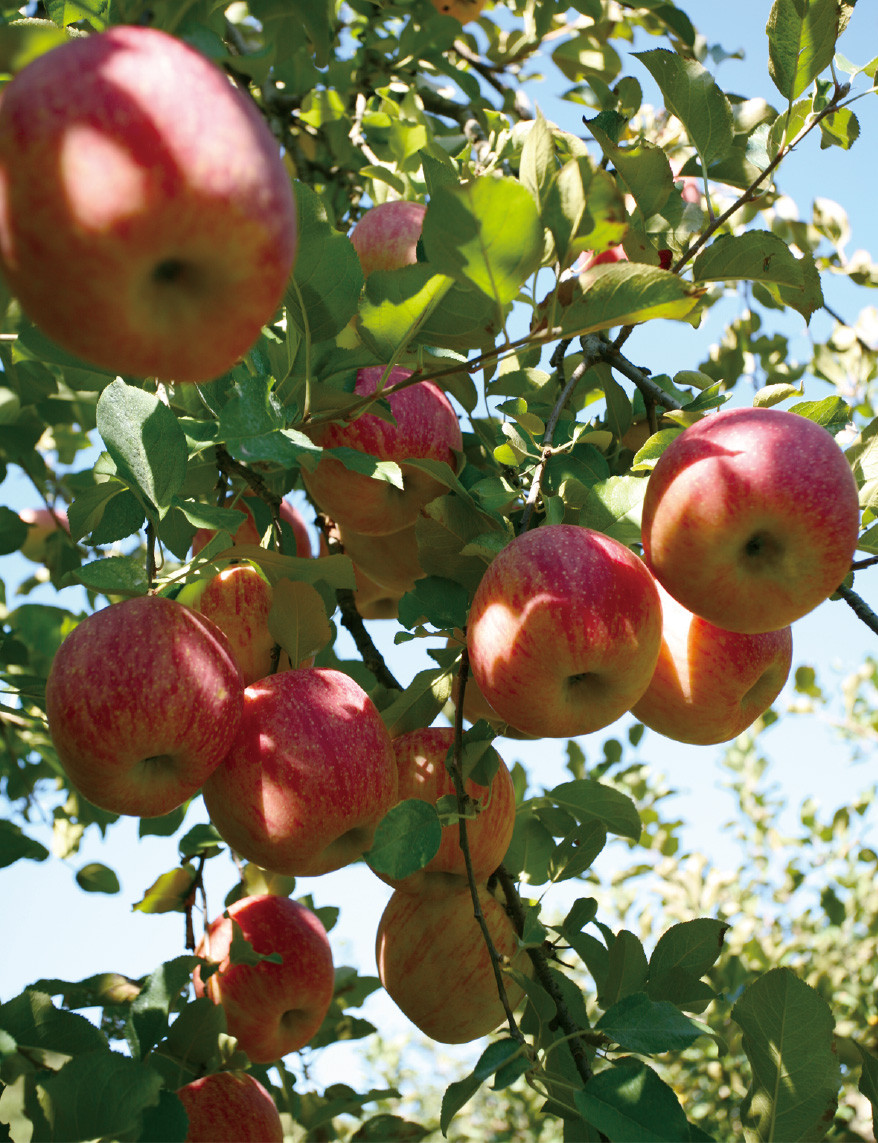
left=444, top=634, right=536, bottom=740
left=0, top=25, right=296, bottom=383
left=641, top=406, right=861, bottom=633
left=45, top=595, right=243, bottom=817
left=349, top=200, right=427, bottom=277
left=177, top=1071, right=283, bottom=1142
left=18, top=507, right=69, bottom=563
left=467, top=524, right=662, bottom=739
left=192, top=493, right=312, bottom=558
left=579, top=245, right=627, bottom=272
left=376, top=886, right=529, bottom=1043
left=302, top=365, right=462, bottom=535
left=428, top=0, right=487, bottom=22
left=202, top=668, right=398, bottom=876
left=337, top=522, right=424, bottom=596
left=374, top=726, right=516, bottom=896
left=194, top=894, right=334, bottom=1064
left=178, top=565, right=304, bottom=685
left=631, top=579, right=793, bottom=745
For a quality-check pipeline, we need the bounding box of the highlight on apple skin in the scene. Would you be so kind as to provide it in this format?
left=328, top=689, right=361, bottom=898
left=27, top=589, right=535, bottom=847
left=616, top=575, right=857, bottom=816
left=376, top=886, right=529, bottom=1044
left=0, top=24, right=297, bottom=383
left=631, top=578, right=794, bottom=745
left=45, top=595, right=243, bottom=818
left=641, top=406, right=861, bottom=634
left=202, top=668, right=398, bottom=876
left=177, top=1071, right=284, bottom=1143
left=467, top=524, right=662, bottom=739
left=194, top=894, right=335, bottom=1065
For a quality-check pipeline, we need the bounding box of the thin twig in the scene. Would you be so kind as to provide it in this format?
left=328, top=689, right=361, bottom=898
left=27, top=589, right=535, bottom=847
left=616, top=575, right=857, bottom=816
left=836, top=583, right=878, bottom=637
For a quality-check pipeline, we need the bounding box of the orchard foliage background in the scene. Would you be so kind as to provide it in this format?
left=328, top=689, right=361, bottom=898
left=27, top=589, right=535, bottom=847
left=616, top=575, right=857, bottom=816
left=1, top=0, right=878, bottom=1140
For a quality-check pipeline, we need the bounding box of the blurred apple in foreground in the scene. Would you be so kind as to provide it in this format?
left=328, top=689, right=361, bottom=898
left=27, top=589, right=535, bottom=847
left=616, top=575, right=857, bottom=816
left=349, top=200, right=426, bottom=277
left=641, top=406, right=860, bottom=633
left=632, top=580, right=793, bottom=745
left=377, top=886, right=529, bottom=1043
left=45, top=595, right=243, bottom=817
left=194, top=894, right=334, bottom=1064
left=467, top=524, right=662, bottom=738
left=192, top=493, right=312, bottom=558
left=303, top=365, right=462, bottom=535
left=0, top=25, right=297, bottom=382
left=203, top=669, right=398, bottom=875
left=374, top=726, right=516, bottom=896
left=19, top=507, right=69, bottom=563
left=177, top=1071, right=283, bottom=1142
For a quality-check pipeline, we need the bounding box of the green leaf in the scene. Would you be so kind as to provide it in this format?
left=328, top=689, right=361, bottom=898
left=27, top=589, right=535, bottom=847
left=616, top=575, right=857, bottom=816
left=543, top=159, right=628, bottom=270
left=422, top=177, right=544, bottom=307
left=217, top=374, right=285, bottom=442
left=0, top=507, right=29, bottom=555
left=549, top=820, right=607, bottom=882
left=132, top=867, right=197, bottom=916
left=693, top=231, right=814, bottom=288
left=587, top=128, right=674, bottom=220
left=268, top=578, right=332, bottom=665
left=365, top=799, right=442, bottom=878
left=127, top=957, right=201, bottom=1062
left=0, top=820, right=50, bottom=868
left=39, top=1049, right=163, bottom=1142
left=0, top=990, right=106, bottom=1059
left=575, top=1058, right=691, bottom=1142
left=634, top=49, right=734, bottom=167
left=649, top=919, right=729, bottom=979
left=397, top=575, right=470, bottom=631
left=75, top=863, right=121, bottom=895
left=65, top=555, right=150, bottom=597
left=549, top=780, right=642, bottom=841
left=766, top=0, right=841, bottom=100
left=603, top=930, right=649, bottom=1006
left=519, top=111, right=558, bottom=207
left=732, top=967, right=840, bottom=1142
left=788, top=395, right=851, bottom=432
left=0, top=23, right=67, bottom=74
left=597, top=992, right=712, bottom=1054
left=502, top=809, right=555, bottom=885
left=285, top=182, right=364, bottom=342
left=95, top=380, right=188, bottom=515
left=559, top=263, right=700, bottom=336
left=178, top=824, right=225, bottom=860
left=379, top=666, right=456, bottom=739
left=357, top=266, right=455, bottom=360
left=148, top=998, right=228, bottom=1090
left=856, top=1044, right=878, bottom=1140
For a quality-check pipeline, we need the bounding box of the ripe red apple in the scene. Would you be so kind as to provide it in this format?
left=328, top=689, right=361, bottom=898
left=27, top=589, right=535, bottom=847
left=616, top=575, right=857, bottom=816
left=194, top=894, right=334, bottom=1064
left=375, top=726, right=516, bottom=896
left=177, top=1071, right=283, bottom=1143
left=202, top=669, right=398, bottom=876
left=177, top=565, right=303, bottom=685
left=349, top=200, right=426, bottom=277
left=192, top=493, right=312, bottom=558
left=18, top=506, right=69, bottom=563
left=578, top=244, right=627, bottom=272
left=45, top=595, right=243, bottom=817
left=376, top=886, right=529, bottom=1043
left=467, top=524, right=662, bottom=739
left=641, top=407, right=860, bottom=633
left=302, top=365, right=462, bottom=535
left=0, top=25, right=297, bottom=383
left=631, top=579, right=793, bottom=745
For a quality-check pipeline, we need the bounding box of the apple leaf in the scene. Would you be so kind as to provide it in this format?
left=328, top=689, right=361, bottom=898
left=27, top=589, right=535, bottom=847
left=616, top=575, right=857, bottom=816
left=75, top=862, right=121, bottom=895
left=856, top=1044, right=878, bottom=1139
left=733, top=967, right=840, bottom=1141
left=558, top=263, right=700, bottom=336
left=549, top=820, right=607, bottom=883
left=577, top=474, right=648, bottom=546
left=0, top=23, right=67, bottom=74
left=502, top=808, right=555, bottom=885
left=597, top=993, right=713, bottom=1055
left=0, top=507, right=29, bottom=555
left=574, top=1057, right=691, bottom=1142
left=65, top=555, right=150, bottom=597
left=587, top=128, right=675, bottom=222
left=543, top=158, right=628, bottom=270
left=422, top=176, right=544, bottom=308
left=146, top=998, right=230, bottom=1092
left=95, top=380, right=188, bottom=516
left=548, top=780, right=642, bottom=841
left=0, top=989, right=107, bottom=1059
left=365, top=799, right=442, bottom=879
left=215, top=545, right=356, bottom=591
left=268, top=578, right=332, bottom=664
left=357, top=266, right=456, bottom=361
left=37, top=1049, right=164, bottom=1143
left=397, top=575, right=470, bottom=631
left=132, top=867, right=197, bottom=916
left=0, top=820, right=50, bottom=868
left=649, top=918, right=729, bottom=980
left=692, top=230, right=814, bottom=289
left=379, top=666, right=456, bottom=739
left=634, top=49, right=734, bottom=168
left=766, top=0, right=841, bottom=100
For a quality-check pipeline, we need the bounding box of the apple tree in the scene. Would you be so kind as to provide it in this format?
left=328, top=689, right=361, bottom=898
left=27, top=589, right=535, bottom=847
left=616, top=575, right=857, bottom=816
left=1, top=0, right=878, bottom=1140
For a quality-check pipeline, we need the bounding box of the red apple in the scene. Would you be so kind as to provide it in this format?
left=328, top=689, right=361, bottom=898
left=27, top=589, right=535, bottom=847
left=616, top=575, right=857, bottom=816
left=45, top=595, right=243, bottom=817
left=194, top=894, right=334, bottom=1064
left=18, top=506, right=69, bottom=563
left=641, top=407, right=860, bottom=633
left=467, top=524, right=662, bottom=739
left=192, top=493, right=312, bottom=558
left=349, top=200, right=427, bottom=277
left=631, top=579, right=793, bottom=745
left=177, top=565, right=302, bottom=685
left=376, top=886, right=529, bottom=1043
left=202, top=669, right=398, bottom=876
left=302, top=365, right=462, bottom=535
left=177, top=1071, right=283, bottom=1143
left=578, top=245, right=627, bottom=272
left=375, top=726, right=516, bottom=896
left=0, top=25, right=296, bottom=383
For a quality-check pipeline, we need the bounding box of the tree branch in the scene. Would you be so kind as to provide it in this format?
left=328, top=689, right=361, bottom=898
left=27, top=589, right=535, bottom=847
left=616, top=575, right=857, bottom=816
left=835, top=583, right=878, bottom=638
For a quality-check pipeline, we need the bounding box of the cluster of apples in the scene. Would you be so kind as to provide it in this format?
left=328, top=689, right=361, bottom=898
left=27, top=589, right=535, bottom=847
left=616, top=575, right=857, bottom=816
left=468, top=405, right=861, bottom=745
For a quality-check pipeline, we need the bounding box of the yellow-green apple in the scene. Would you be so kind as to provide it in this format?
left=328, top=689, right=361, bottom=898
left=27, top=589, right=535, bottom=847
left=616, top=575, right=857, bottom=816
left=349, top=200, right=427, bottom=277
left=45, top=595, right=243, bottom=816
left=641, top=406, right=860, bottom=633
left=428, top=0, right=487, bottom=21
left=194, top=894, right=334, bottom=1063
left=376, top=886, right=529, bottom=1043
left=467, top=524, right=662, bottom=739
left=0, top=25, right=296, bottom=383
left=19, top=507, right=69, bottom=563
left=631, top=579, right=793, bottom=745
left=192, top=493, right=312, bottom=558
left=337, top=522, right=424, bottom=596
left=178, top=565, right=303, bottom=685
left=302, top=366, right=462, bottom=535
left=202, top=669, right=398, bottom=875
left=177, top=1071, right=283, bottom=1142
left=374, top=726, right=516, bottom=896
